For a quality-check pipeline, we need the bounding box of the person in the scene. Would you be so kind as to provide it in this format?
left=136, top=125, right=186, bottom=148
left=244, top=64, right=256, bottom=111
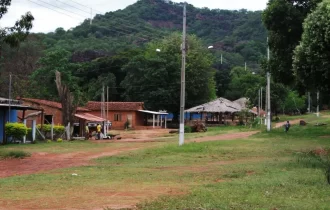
left=96, top=123, right=102, bottom=140
left=85, top=124, right=90, bottom=140
left=285, top=121, right=291, bottom=132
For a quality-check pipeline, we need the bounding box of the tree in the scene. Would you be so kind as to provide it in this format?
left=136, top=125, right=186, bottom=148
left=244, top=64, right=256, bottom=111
left=0, top=0, right=34, bottom=49
left=121, top=33, right=216, bottom=121
left=282, top=90, right=306, bottom=114
left=293, top=0, right=330, bottom=94
left=30, top=48, right=83, bottom=102
left=262, top=0, right=321, bottom=85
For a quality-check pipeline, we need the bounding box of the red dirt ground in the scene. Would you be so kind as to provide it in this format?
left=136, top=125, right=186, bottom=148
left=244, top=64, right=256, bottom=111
left=0, top=121, right=300, bottom=210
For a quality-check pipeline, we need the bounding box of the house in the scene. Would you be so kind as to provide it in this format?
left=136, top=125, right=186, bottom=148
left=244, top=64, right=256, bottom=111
left=0, top=97, right=40, bottom=144
left=18, top=98, right=90, bottom=126
left=85, top=101, right=146, bottom=129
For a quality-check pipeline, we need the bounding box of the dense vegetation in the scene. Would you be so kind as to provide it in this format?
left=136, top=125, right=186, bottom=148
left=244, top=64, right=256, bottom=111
left=2, top=0, right=327, bottom=115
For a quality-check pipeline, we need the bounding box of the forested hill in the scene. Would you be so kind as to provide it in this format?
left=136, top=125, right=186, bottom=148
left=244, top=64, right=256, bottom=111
left=42, top=0, right=267, bottom=67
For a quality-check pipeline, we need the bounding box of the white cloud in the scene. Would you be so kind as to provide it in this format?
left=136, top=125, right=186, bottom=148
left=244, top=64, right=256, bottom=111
left=1, top=0, right=268, bottom=33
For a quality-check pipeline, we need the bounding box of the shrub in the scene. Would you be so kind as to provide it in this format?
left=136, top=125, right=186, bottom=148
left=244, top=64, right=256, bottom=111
left=47, top=140, right=52, bottom=143
left=37, top=124, right=65, bottom=134
left=5, top=123, right=28, bottom=140
left=0, top=150, right=31, bottom=159
left=57, top=138, right=63, bottom=142
left=184, top=126, right=192, bottom=133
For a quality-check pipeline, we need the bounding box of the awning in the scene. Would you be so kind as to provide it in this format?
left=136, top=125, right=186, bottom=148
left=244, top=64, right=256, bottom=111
left=74, top=113, right=106, bottom=122
left=138, top=110, right=168, bottom=115
left=0, top=104, right=42, bottom=111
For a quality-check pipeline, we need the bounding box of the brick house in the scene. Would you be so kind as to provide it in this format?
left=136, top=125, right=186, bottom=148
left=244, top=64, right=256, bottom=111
left=85, top=101, right=146, bottom=129
left=19, top=98, right=89, bottom=126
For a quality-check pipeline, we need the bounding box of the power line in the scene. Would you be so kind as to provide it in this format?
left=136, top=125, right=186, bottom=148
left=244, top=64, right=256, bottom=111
left=66, top=0, right=103, bottom=14
left=27, top=0, right=81, bottom=20
left=36, top=0, right=88, bottom=19
left=54, top=0, right=90, bottom=15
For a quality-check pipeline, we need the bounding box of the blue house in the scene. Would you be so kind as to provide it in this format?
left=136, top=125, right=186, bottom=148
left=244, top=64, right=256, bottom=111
left=0, top=97, right=40, bottom=144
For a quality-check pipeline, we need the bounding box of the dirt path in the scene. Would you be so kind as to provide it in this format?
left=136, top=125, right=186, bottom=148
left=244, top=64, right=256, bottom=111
left=0, top=131, right=258, bottom=178
left=274, top=119, right=302, bottom=128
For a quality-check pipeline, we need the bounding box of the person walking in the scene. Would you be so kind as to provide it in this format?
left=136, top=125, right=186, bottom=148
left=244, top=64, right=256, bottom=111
left=285, top=121, right=291, bottom=133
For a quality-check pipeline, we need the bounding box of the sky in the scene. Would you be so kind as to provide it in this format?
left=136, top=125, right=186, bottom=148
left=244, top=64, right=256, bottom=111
left=1, top=0, right=269, bottom=33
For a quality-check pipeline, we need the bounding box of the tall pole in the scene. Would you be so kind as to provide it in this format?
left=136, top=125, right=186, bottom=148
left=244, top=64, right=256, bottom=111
left=245, top=62, right=247, bottom=71
left=317, top=90, right=320, bottom=117
left=264, top=86, right=267, bottom=125
left=8, top=73, right=12, bottom=122
left=258, top=88, right=261, bottom=117
left=179, top=2, right=186, bottom=146
left=221, top=54, right=223, bottom=64
left=261, top=87, right=263, bottom=111
left=90, top=8, right=93, bottom=25
left=308, top=91, right=311, bottom=113
left=267, top=72, right=271, bottom=131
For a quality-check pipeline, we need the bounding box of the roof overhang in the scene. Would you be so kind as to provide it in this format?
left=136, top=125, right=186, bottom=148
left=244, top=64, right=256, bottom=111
left=138, top=110, right=168, bottom=115
left=0, top=104, right=42, bottom=111
left=74, top=113, right=106, bottom=122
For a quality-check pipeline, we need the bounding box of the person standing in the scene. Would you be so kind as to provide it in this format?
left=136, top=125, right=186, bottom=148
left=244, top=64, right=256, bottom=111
left=85, top=124, right=90, bottom=140
left=285, top=121, right=291, bottom=133
left=96, top=123, right=102, bottom=140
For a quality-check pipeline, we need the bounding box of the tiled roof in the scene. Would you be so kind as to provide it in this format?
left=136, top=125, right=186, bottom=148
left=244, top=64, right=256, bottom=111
left=86, top=101, right=144, bottom=111
left=21, top=98, right=89, bottom=111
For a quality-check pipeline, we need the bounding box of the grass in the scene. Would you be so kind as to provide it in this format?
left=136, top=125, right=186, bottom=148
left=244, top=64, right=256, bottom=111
left=0, top=150, right=31, bottom=159
left=1, top=116, right=330, bottom=209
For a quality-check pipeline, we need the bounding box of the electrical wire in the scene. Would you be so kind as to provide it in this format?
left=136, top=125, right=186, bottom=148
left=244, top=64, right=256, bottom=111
left=36, top=0, right=88, bottom=19
left=54, top=0, right=91, bottom=15
left=27, top=0, right=82, bottom=20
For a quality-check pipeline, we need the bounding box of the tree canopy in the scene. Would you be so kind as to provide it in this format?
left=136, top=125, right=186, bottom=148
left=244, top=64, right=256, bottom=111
left=293, top=0, right=330, bottom=94
left=121, top=33, right=216, bottom=119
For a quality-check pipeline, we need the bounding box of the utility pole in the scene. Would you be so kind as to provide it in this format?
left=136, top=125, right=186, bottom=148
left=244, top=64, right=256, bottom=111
left=266, top=37, right=271, bottom=130
left=107, top=86, right=109, bottom=133
left=317, top=90, right=320, bottom=117
left=245, top=62, right=247, bottom=71
left=308, top=91, right=311, bottom=113
left=179, top=2, right=186, bottom=146
left=267, top=72, right=271, bottom=131
left=221, top=54, right=223, bottom=64
left=8, top=73, right=12, bottom=122
left=265, top=86, right=267, bottom=125
left=258, top=88, right=261, bottom=118
left=90, top=8, right=93, bottom=25
left=261, top=87, right=263, bottom=111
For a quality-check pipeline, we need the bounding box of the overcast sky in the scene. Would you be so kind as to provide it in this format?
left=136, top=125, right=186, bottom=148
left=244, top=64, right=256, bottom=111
left=1, top=0, right=268, bottom=33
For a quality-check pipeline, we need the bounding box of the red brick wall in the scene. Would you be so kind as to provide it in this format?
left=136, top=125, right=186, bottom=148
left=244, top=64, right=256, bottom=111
left=89, top=110, right=144, bottom=129
left=18, top=101, right=63, bottom=126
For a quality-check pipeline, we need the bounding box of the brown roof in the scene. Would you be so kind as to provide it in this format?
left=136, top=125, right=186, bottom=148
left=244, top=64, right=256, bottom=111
left=86, top=101, right=144, bottom=111
left=21, top=98, right=89, bottom=111
left=75, top=113, right=106, bottom=122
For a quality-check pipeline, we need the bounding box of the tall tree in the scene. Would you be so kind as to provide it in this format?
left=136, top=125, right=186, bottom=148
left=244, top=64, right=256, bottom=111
left=121, top=33, right=216, bottom=120
left=262, top=0, right=321, bottom=85
left=293, top=0, right=330, bottom=94
left=0, top=0, right=34, bottom=49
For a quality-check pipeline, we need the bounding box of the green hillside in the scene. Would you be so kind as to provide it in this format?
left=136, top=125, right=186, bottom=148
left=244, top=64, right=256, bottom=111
left=41, top=0, right=267, bottom=67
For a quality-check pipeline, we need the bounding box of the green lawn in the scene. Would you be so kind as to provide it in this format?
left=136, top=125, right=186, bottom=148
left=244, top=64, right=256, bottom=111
left=1, top=116, right=330, bottom=209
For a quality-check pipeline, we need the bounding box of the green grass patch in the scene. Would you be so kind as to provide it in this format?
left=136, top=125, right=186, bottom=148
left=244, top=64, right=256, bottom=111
left=0, top=150, right=31, bottom=159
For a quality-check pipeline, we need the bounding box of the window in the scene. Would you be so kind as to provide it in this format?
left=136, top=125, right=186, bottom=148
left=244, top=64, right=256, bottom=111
left=44, top=115, right=53, bottom=124
left=114, top=114, right=122, bottom=121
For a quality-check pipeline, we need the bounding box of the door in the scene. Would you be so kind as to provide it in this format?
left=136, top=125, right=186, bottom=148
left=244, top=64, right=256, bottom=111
left=127, top=114, right=133, bottom=128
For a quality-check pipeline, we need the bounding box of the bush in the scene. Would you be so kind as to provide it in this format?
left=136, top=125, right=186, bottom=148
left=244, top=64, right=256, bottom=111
left=5, top=123, right=28, bottom=140
left=184, top=126, right=192, bottom=133
left=57, top=138, right=63, bottom=142
left=47, top=139, right=52, bottom=143
left=0, top=150, right=31, bottom=159
left=37, top=124, right=65, bottom=134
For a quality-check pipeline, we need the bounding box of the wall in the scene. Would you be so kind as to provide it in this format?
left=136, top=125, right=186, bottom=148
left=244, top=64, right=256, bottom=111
left=18, top=101, right=63, bottom=126
left=89, top=110, right=143, bottom=129
left=0, top=109, right=18, bottom=144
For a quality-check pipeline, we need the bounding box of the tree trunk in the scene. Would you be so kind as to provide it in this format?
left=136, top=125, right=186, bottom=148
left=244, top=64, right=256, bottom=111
left=55, top=71, right=77, bottom=140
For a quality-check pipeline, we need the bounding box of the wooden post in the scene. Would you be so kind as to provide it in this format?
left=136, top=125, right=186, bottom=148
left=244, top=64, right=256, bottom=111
left=153, top=114, right=155, bottom=128
left=51, top=116, right=54, bottom=141
left=23, top=119, right=27, bottom=144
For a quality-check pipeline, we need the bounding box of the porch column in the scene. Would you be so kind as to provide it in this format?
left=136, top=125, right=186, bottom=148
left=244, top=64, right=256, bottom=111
left=51, top=116, right=54, bottom=141
left=23, top=119, right=27, bottom=144
left=160, top=115, right=163, bottom=128
left=165, top=116, right=167, bottom=129
left=32, top=119, right=36, bottom=142
left=153, top=114, right=155, bottom=128
left=157, top=115, right=159, bottom=127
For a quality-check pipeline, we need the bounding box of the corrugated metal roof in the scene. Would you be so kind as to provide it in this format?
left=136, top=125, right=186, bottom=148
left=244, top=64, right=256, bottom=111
left=74, top=113, right=106, bottom=122
left=185, top=97, right=247, bottom=113
left=138, top=110, right=168, bottom=115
